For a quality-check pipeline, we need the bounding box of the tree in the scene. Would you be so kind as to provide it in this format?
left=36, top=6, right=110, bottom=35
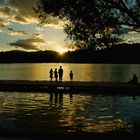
left=35, top=0, right=140, bottom=50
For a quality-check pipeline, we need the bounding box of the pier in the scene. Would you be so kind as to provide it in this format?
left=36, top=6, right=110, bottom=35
left=0, top=80, right=140, bottom=95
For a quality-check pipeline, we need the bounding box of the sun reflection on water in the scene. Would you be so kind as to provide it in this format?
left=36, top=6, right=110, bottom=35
left=0, top=92, right=136, bottom=134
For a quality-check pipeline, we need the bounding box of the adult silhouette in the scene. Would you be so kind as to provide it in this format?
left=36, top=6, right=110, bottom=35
left=69, top=70, right=73, bottom=81
left=49, top=68, right=53, bottom=81
left=132, top=74, right=138, bottom=84
left=58, top=66, right=63, bottom=81
left=54, top=68, right=58, bottom=81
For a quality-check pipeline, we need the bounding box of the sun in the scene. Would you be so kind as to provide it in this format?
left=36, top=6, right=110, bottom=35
left=57, top=48, right=68, bottom=55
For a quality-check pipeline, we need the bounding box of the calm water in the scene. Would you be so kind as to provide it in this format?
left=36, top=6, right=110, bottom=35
left=0, top=92, right=140, bottom=134
left=0, top=63, right=140, bottom=134
left=0, top=63, right=140, bottom=82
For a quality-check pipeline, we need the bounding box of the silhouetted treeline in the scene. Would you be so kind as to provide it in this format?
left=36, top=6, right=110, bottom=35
left=0, top=43, right=140, bottom=63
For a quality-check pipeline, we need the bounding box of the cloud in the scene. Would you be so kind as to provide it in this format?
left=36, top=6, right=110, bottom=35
left=5, top=0, right=39, bottom=24
left=7, top=28, right=29, bottom=36
left=9, top=37, right=47, bottom=51
left=0, top=0, right=39, bottom=24
left=127, top=31, right=140, bottom=35
left=45, top=24, right=64, bottom=30
left=123, top=37, right=140, bottom=43
left=7, top=27, right=42, bottom=37
left=0, top=19, right=10, bottom=26
left=33, top=32, right=42, bottom=37
left=0, top=6, right=15, bottom=18
left=12, top=15, right=28, bottom=24
left=0, top=0, right=65, bottom=26
left=11, top=15, right=39, bottom=24
left=7, top=0, right=38, bottom=17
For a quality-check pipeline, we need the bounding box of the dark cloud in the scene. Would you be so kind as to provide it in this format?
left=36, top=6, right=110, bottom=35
left=13, top=15, right=28, bottom=24
left=6, top=0, right=39, bottom=23
left=0, top=0, right=39, bottom=23
left=7, top=28, right=29, bottom=36
left=0, top=6, right=15, bottom=18
left=0, top=0, right=64, bottom=25
left=8, top=0, right=38, bottom=18
left=7, top=27, right=42, bottom=37
left=9, top=38, right=46, bottom=51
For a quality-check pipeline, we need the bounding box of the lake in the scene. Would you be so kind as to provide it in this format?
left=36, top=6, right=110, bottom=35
left=0, top=92, right=140, bottom=135
left=0, top=63, right=140, bottom=82
left=0, top=63, right=140, bottom=136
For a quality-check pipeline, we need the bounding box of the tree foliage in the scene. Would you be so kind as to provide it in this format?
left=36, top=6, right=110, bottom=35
left=35, top=0, right=140, bottom=49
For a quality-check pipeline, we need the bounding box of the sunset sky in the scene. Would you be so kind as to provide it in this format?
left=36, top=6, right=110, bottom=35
left=0, top=0, right=140, bottom=52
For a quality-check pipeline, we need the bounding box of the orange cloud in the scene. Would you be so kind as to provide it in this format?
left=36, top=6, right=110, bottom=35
left=0, top=19, right=10, bottom=26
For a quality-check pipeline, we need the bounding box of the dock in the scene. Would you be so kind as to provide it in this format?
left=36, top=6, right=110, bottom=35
left=0, top=80, right=140, bottom=95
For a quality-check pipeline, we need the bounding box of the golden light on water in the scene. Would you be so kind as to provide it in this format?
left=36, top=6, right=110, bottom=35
left=0, top=92, right=135, bottom=134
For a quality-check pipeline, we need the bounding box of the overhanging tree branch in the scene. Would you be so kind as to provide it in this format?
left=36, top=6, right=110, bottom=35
left=35, top=0, right=140, bottom=50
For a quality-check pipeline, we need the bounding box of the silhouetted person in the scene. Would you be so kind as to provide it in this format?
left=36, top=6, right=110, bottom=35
left=54, top=68, right=58, bottom=81
left=128, top=74, right=138, bottom=84
left=49, top=68, right=53, bottom=81
left=132, top=74, right=138, bottom=84
left=58, top=66, right=63, bottom=81
left=69, top=70, right=73, bottom=81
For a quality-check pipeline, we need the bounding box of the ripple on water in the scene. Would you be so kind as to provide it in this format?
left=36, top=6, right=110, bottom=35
left=0, top=92, right=139, bottom=134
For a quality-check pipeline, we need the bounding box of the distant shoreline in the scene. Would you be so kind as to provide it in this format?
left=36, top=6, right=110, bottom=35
left=0, top=62, right=140, bottom=64
left=1, top=43, right=140, bottom=64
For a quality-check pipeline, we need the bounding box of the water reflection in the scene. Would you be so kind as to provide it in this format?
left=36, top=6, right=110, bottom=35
left=49, top=92, right=73, bottom=108
left=0, top=92, right=139, bottom=134
left=49, top=92, right=64, bottom=107
left=0, top=63, right=140, bottom=82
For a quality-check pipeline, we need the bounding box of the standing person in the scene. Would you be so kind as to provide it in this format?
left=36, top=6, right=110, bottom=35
left=49, top=68, right=53, bottom=81
left=132, top=74, right=138, bottom=84
left=69, top=70, right=73, bottom=81
left=58, top=66, right=63, bottom=81
left=54, top=68, right=58, bottom=81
